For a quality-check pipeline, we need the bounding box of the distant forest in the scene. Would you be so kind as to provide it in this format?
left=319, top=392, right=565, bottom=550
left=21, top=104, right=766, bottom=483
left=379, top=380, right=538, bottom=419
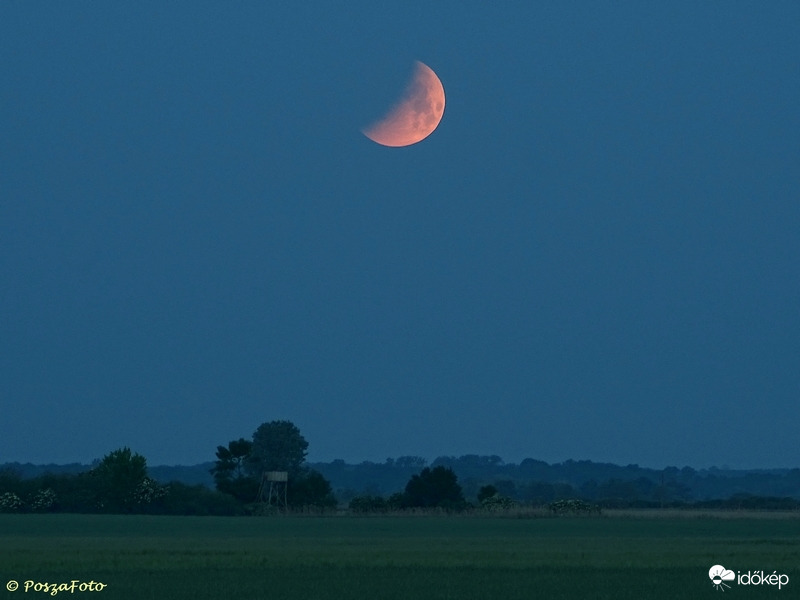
left=4, top=455, right=800, bottom=508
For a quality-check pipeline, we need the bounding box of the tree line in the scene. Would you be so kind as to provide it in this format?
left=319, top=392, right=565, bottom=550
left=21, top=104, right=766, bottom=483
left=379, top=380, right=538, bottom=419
left=3, top=420, right=799, bottom=515
left=0, top=420, right=469, bottom=515
left=314, top=455, right=800, bottom=505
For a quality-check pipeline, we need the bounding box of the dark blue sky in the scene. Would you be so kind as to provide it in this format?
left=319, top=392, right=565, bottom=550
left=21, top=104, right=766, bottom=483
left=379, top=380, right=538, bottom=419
left=2, top=2, right=798, bottom=469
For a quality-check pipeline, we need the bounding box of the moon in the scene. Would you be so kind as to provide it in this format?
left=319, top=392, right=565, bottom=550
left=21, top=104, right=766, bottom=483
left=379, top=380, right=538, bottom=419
left=362, top=61, right=445, bottom=147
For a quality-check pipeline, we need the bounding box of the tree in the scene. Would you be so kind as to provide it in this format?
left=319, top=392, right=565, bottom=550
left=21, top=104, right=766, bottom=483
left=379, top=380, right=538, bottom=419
left=90, top=448, right=164, bottom=513
left=211, top=438, right=257, bottom=502
left=289, top=469, right=336, bottom=509
left=403, top=466, right=465, bottom=510
left=213, top=438, right=252, bottom=480
left=477, top=485, right=498, bottom=503
left=248, top=420, right=308, bottom=479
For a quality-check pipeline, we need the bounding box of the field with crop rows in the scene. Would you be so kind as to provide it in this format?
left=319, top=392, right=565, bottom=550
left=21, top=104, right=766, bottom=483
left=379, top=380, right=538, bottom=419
left=1, top=512, right=798, bottom=599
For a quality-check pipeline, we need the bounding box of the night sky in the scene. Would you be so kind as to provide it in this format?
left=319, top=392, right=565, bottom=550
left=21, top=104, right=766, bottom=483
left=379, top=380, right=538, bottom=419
left=2, top=2, right=798, bottom=469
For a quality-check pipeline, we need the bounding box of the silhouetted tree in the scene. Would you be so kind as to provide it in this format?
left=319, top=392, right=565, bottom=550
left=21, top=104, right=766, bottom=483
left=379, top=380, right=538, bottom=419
left=477, top=485, right=498, bottom=503
left=403, top=466, right=465, bottom=509
left=248, top=420, right=308, bottom=479
left=90, top=448, right=164, bottom=513
left=289, top=469, right=336, bottom=508
left=211, top=438, right=256, bottom=502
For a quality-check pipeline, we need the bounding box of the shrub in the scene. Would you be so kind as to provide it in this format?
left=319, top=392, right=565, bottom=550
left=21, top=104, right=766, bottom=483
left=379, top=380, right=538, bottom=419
left=31, top=488, right=57, bottom=512
left=477, top=485, right=499, bottom=503
left=153, top=482, right=245, bottom=516
left=349, top=495, right=388, bottom=513
left=480, top=493, right=518, bottom=511
left=387, top=493, right=405, bottom=511
left=133, top=477, right=168, bottom=506
left=403, top=466, right=465, bottom=509
left=290, top=470, right=337, bottom=508
left=548, top=498, right=601, bottom=515
left=0, top=492, right=24, bottom=512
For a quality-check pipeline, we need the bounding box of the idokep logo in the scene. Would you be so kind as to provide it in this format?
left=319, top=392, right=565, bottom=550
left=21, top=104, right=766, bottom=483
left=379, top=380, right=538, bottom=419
left=709, top=565, right=736, bottom=591
left=709, top=564, right=790, bottom=591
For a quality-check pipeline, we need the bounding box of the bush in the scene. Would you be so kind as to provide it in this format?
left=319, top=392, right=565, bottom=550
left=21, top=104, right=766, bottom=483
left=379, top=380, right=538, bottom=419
left=152, top=482, right=245, bottom=516
left=549, top=498, right=601, bottom=515
left=289, top=470, right=337, bottom=508
left=349, top=495, right=388, bottom=513
left=387, top=493, right=405, bottom=511
left=403, top=466, right=465, bottom=510
left=477, top=485, right=498, bottom=503
left=0, top=492, right=24, bottom=512
left=480, top=494, right=518, bottom=511
left=133, top=477, right=168, bottom=506
left=31, top=488, right=57, bottom=512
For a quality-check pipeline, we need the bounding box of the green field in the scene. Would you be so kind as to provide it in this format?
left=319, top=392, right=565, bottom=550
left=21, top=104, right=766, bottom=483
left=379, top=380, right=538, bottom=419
left=1, top=512, right=798, bottom=599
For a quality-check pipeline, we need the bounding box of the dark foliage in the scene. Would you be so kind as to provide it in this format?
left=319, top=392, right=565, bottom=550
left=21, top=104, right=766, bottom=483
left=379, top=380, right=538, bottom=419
left=149, top=482, right=245, bottom=516
left=4, top=451, right=800, bottom=514
left=349, top=495, right=389, bottom=513
left=403, top=466, right=465, bottom=510
left=549, top=498, right=601, bottom=515
left=309, top=457, right=800, bottom=504
left=209, top=421, right=335, bottom=510
left=477, top=485, right=498, bottom=503
left=211, top=438, right=257, bottom=502
left=289, top=469, right=337, bottom=508
left=90, top=448, right=149, bottom=513
left=248, top=420, right=309, bottom=479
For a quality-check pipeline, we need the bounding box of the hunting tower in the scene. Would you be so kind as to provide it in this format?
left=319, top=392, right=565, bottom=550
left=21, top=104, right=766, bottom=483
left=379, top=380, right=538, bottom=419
left=257, top=471, right=288, bottom=510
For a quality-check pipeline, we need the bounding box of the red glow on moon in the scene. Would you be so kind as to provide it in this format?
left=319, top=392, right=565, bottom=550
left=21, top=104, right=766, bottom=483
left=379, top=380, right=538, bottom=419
left=363, top=61, right=445, bottom=147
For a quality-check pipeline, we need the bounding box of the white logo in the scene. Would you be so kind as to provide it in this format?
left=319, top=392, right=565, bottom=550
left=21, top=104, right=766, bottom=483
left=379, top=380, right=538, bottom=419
left=709, top=564, right=790, bottom=591
left=709, top=565, right=736, bottom=591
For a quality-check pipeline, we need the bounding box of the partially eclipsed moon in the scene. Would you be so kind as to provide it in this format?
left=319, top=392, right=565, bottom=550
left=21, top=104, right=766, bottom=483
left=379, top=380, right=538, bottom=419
left=362, top=61, right=445, bottom=147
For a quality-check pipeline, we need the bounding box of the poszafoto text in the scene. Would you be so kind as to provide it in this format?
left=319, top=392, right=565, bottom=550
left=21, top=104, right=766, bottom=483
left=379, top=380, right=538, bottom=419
left=10, top=580, right=107, bottom=595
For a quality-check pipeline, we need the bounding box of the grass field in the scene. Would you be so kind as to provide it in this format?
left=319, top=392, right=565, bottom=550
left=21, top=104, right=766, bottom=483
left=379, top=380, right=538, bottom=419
left=1, top=512, right=798, bottom=599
